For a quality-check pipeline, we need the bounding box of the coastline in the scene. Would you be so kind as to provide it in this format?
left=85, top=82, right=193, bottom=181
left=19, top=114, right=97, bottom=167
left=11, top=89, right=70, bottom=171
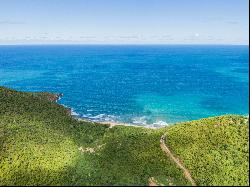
left=69, top=107, right=249, bottom=129
left=74, top=114, right=160, bottom=129
left=50, top=93, right=166, bottom=129
left=53, top=93, right=249, bottom=130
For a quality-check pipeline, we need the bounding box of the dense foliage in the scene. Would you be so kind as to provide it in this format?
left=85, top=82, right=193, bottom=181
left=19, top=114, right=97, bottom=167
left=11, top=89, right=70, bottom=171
left=0, top=86, right=188, bottom=186
left=0, top=86, right=248, bottom=186
left=165, top=115, right=249, bottom=186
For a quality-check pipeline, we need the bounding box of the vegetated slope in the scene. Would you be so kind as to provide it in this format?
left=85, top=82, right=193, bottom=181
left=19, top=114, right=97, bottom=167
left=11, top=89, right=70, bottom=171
left=0, top=86, right=188, bottom=186
left=165, top=115, right=249, bottom=186
left=160, top=135, right=197, bottom=186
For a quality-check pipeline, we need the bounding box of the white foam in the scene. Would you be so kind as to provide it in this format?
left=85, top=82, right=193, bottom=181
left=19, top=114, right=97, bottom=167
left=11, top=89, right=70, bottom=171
left=71, top=109, right=80, bottom=116
left=81, top=113, right=92, bottom=118
left=150, top=120, right=169, bottom=127
left=59, top=102, right=169, bottom=128
left=132, top=116, right=169, bottom=128
left=87, top=114, right=118, bottom=122
left=132, top=116, right=148, bottom=125
left=57, top=93, right=63, bottom=101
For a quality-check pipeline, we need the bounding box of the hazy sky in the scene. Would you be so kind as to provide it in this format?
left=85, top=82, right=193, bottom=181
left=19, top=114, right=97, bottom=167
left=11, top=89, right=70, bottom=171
left=0, top=0, right=249, bottom=44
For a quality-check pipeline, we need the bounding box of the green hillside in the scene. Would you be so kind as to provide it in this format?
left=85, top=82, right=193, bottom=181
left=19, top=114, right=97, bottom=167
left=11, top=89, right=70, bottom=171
left=166, top=115, right=249, bottom=186
left=0, top=86, right=248, bottom=186
left=0, top=87, right=188, bottom=186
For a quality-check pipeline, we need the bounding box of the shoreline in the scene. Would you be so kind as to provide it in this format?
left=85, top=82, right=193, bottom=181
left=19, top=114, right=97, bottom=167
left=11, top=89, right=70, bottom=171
left=70, top=111, right=249, bottom=129
left=74, top=115, right=161, bottom=129
left=54, top=93, right=249, bottom=130
left=53, top=96, right=167, bottom=129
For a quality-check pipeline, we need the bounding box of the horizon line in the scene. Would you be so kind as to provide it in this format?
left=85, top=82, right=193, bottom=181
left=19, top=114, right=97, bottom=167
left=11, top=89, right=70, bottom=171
left=0, top=43, right=249, bottom=46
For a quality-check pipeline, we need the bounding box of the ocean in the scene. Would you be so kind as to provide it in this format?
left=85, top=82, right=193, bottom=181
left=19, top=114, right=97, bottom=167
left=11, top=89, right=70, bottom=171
left=0, top=45, right=249, bottom=127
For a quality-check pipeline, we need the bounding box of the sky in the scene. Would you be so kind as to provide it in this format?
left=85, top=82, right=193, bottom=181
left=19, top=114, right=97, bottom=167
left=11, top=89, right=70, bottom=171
left=0, top=0, right=249, bottom=45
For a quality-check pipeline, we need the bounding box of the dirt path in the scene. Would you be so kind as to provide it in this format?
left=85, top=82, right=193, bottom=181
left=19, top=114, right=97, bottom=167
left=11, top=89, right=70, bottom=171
left=160, top=134, right=197, bottom=186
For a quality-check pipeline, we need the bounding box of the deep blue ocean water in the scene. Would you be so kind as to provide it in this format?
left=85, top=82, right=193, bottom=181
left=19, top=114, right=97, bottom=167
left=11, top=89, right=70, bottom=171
left=0, top=45, right=249, bottom=127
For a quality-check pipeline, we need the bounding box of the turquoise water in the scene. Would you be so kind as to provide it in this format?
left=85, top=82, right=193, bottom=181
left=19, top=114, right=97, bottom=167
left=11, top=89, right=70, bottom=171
left=0, top=45, right=249, bottom=126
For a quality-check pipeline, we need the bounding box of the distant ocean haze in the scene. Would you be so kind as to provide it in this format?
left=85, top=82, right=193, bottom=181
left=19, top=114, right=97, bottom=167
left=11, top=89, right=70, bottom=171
left=0, top=45, right=249, bottom=126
